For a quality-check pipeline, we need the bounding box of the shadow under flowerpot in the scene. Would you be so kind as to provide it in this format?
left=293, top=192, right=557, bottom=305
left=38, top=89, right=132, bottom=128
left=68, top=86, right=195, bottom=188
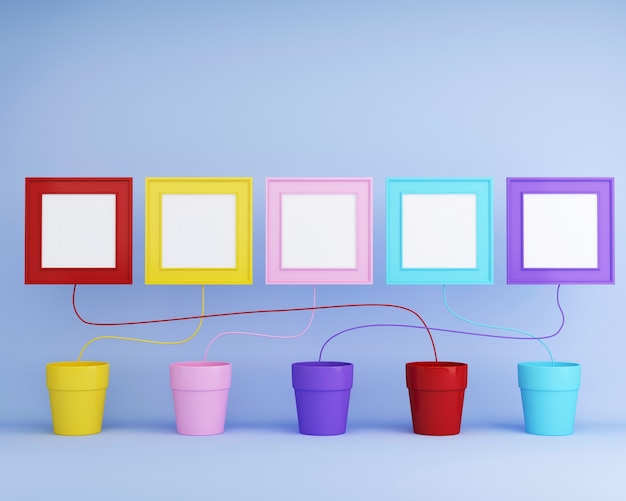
left=406, top=361, right=468, bottom=436
left=292, top=361, right=353, bottom=436
left=46, top=361, right=109, bottom=436
left=518, top=361, right=581, bottom=436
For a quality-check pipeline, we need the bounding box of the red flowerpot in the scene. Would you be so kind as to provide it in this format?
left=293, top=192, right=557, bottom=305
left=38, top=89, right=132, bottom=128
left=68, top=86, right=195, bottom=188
left=406, top=361, right=468, bottom=436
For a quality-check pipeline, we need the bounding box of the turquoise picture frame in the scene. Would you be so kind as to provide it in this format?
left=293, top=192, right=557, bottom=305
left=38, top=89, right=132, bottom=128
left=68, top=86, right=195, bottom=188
left=386, top=178, right=494, bottom=284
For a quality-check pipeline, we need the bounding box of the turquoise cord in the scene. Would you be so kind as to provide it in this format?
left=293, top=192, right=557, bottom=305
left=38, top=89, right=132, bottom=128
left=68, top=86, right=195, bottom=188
left=442, top=285, right=555, bottom=364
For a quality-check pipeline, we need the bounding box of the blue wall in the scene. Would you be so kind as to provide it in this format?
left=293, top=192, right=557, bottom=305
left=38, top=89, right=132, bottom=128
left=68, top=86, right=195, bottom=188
left=1, top=0, right=624, bottom=430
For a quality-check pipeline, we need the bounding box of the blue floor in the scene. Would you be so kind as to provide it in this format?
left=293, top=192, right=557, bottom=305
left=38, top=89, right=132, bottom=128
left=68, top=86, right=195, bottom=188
left=1, top=420, right=624, bottom=500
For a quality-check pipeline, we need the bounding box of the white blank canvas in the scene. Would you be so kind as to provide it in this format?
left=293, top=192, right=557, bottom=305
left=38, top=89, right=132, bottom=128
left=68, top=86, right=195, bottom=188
left=523, top=193, right=598, bottom=269
left=41, top=194, right=116, bottom=268
left=161, top=194, right=236, bottom=269
left=402, top=194, right=477, bottom=269
left=281, top=194, right=357, bottom=269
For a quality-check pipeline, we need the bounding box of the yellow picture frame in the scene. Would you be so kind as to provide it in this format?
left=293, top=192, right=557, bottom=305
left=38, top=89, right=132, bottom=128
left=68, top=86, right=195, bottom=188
left=145, top=177, right=253, bottom=284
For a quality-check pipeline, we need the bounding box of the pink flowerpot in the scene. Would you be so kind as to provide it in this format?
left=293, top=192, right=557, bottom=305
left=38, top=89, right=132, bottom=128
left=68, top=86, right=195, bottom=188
left=170, top=362, right=232, bottom=436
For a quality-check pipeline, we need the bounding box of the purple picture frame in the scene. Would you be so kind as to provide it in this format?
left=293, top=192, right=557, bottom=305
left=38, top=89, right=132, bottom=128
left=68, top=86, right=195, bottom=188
left=507, top=177, right=614, bottom=284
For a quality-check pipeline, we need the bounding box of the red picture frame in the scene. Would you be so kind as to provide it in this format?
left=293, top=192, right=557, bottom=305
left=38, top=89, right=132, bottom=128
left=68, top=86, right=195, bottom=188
left=25, top=178, right=133, bottom=284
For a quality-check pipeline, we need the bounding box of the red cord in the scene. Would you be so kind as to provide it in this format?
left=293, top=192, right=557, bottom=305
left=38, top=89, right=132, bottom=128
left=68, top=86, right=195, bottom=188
left=72, top=285, right=438, bottom=362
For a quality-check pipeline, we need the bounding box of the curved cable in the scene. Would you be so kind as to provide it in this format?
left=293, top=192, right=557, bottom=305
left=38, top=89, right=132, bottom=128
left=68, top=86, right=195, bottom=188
left=77, top=286, right=206, bottom=361
left=73, top=285, right=439, bottom=362
left=318, top=286, right=565, bottom=361
left=203, top=287, right=317, bottom=360
left=442, top=285, right=560, bottom=363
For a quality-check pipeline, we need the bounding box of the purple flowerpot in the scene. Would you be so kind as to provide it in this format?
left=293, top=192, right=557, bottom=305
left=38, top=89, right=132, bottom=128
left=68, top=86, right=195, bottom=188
left=292, top=361, right=353, bottom=436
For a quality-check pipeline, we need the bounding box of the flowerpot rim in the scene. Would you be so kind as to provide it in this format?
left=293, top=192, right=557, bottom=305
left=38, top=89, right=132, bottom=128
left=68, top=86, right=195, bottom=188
left=518, top=361, right=581, bottom=391
left=406, top=361, right=467, bottom=368
left=47, top=361, right=109, bottom=368
left=292, top=361, right=353, bottom=368
left=518, top=361, right=579, bottom=368
left=292, top=361, right=353, bottom=391
left=170, top=361, right=232, bottom=391
left=170, top=361, right=231, bottom=368
left=46, top=361, right=109, bottom=391
left=406, top=361, right=468, bottom=391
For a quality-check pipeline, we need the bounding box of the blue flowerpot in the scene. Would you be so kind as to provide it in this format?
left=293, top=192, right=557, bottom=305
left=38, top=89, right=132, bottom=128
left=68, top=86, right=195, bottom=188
left=518, top=362, right=581, bottom=436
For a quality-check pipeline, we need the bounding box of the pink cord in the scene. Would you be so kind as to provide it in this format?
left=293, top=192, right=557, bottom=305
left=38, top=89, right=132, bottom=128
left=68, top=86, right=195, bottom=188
left=73, top=284, right=439, bottom=362
left=203, top=287, right=317, bottom=360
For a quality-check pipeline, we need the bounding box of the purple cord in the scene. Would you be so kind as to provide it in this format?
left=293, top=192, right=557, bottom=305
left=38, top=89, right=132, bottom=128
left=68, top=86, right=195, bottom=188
left=318, top=285, right=565, bottom=361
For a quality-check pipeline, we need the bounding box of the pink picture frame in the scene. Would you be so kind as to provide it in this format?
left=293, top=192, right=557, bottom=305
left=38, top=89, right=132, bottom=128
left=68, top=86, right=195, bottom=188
left=266, top=178, right=373, bottom=284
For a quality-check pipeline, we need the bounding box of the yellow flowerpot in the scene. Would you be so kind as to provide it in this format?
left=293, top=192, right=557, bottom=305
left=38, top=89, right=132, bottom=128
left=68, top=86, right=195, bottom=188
left=46, top=361, right=109, bottom=436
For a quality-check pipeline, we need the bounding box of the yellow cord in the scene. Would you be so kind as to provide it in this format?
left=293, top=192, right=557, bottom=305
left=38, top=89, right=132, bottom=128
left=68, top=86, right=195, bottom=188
left=77, top=285, right=205, bottom=361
